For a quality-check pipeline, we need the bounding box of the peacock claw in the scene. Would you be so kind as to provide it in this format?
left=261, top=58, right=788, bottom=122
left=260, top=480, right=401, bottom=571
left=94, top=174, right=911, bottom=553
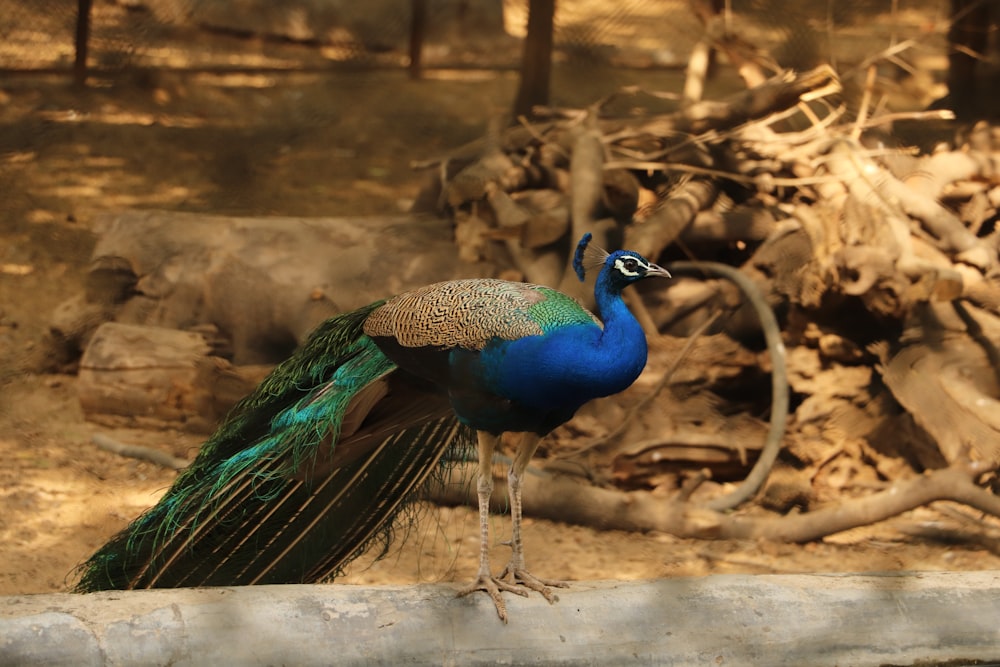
left=457, top=574, right=530, bottom=623
left=499, top=566, right=568, bottom=604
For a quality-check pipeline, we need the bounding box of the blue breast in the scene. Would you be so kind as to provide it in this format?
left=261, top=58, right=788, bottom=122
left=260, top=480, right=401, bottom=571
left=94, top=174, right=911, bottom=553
left=448, top=315, right=648, bottom=435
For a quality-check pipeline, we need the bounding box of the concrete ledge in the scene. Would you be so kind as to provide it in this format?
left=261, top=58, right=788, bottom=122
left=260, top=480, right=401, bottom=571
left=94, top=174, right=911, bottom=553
left=3, top=573, right=999, bottom=666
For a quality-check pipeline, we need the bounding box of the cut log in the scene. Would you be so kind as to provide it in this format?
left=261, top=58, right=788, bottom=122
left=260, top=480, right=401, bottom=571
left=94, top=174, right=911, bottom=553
left=880, top=302, right=1000, bottom=464
left=2, top=574, right=999, bottom=666
left=46, top=212, right=475, bottom=366
left=78, top=322, right=270, bottom=432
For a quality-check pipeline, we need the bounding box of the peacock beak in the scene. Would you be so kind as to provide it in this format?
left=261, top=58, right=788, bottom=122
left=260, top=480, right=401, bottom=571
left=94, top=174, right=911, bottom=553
left=646, top=263, right=671, bottom=279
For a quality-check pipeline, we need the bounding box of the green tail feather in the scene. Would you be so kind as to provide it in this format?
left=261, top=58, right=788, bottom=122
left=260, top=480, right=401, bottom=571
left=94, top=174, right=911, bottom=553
left=74, top=303, right=472, bottom=591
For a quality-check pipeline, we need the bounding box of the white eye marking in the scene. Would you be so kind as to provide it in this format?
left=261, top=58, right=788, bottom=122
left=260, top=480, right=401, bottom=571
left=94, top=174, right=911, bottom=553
left=614, top=256, right=646, bottom=277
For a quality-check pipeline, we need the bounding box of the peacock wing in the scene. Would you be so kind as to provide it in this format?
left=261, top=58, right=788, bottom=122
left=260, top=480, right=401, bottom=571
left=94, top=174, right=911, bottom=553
left=363, top=278, right=600, bottom=352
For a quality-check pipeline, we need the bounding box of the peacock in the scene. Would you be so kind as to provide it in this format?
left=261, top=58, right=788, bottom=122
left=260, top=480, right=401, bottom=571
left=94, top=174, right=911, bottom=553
left=74, top=233, right=669, bottom=622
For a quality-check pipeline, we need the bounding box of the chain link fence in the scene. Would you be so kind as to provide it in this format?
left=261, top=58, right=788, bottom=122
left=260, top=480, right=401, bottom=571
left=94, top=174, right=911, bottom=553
left=0, top=1, right=960, bottom=86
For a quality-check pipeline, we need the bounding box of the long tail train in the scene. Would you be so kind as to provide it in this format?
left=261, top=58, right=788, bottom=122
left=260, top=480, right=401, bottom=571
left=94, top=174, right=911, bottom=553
left=75, top=303, right=471, bottom=591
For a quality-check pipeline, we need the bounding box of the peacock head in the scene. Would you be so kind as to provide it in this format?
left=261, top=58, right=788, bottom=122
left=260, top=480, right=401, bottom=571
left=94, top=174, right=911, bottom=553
left=573, top=233, right=670, bottom=292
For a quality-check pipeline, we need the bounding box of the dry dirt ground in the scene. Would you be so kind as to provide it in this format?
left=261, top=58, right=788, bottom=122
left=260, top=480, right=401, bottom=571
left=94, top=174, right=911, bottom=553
left=3, top=6, right=1000, bottom=599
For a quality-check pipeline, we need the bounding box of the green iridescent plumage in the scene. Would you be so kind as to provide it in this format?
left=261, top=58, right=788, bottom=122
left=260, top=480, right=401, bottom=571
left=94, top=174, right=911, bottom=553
left=75, top=303, right=469, bottom=590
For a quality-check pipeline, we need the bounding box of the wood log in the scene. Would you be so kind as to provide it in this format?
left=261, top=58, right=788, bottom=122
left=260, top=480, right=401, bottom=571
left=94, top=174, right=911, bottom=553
left=634, top=65, right=840, bottom=137
left=681, top=205, right=778, bottom=244
left=3, top=574, right=999, bottom=666
left=78, top=322, right=269, bottom=432
left=48, top=212, right=476, bottom=366
left=880, top=302, right=1000, bottom=464
left=624, top=178, right=720, bottom=260
left=430, top=460, right=1000, bottom=543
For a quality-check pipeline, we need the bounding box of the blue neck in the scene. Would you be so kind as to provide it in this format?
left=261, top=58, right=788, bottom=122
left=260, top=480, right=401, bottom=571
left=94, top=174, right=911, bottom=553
left=589, top=270, right=648, bottom=394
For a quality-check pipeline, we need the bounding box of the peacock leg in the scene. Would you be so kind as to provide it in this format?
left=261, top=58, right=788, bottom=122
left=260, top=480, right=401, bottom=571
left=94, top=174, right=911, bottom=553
left=456, top=430, right=527, bottom=623
left=498, top=432, right=568, bottom=600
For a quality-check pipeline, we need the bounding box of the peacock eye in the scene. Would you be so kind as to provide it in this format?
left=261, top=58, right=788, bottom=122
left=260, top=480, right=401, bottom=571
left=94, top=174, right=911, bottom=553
left=622, top=258, right=639, bottom=272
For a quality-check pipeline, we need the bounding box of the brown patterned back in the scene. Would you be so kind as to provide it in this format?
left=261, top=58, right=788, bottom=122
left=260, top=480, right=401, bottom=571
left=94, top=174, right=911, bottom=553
left=363, top=278, right=598, bottom=350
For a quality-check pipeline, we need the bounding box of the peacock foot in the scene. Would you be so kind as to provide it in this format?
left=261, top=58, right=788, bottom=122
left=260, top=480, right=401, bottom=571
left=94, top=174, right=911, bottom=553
left=498, top=564, right=568, bottom=604
left=457, top=573, right=530, bottom=623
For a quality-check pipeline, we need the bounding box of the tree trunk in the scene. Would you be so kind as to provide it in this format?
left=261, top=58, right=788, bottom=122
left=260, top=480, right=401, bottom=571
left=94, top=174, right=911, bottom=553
left=513, top=0, right=556, bottom=118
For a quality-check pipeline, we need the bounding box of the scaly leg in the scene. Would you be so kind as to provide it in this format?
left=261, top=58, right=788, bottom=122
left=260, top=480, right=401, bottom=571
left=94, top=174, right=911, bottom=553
left=456, top=430, right=526, bottom=623
left=498, top=432, right=568, bottom=601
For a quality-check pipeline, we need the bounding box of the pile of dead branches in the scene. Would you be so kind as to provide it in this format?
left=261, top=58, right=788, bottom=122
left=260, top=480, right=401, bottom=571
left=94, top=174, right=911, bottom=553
left=418, top=64, right=1000, bottom=541
left=67, top=61, right=1000, bottom=545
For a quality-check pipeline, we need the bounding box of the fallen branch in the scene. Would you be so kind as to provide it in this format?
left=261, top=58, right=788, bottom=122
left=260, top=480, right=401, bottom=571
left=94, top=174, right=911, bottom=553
left=635, top=65, right=841, bottom=138
left=819, top=140, right=993, bottom=270
left=666, top=261, right=789, bottom=512
left=557, top=111, right=610, bottom=303
left=428, top=460, right=1000, bottom=544
left=91, top=434, right=188, bottom=471
left=624, top=178, right=720, bottom=259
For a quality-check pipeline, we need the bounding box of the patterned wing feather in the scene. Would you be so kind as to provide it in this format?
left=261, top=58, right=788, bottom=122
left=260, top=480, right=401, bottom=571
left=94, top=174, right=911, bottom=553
left=363, top=278, right=599, bottom=351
